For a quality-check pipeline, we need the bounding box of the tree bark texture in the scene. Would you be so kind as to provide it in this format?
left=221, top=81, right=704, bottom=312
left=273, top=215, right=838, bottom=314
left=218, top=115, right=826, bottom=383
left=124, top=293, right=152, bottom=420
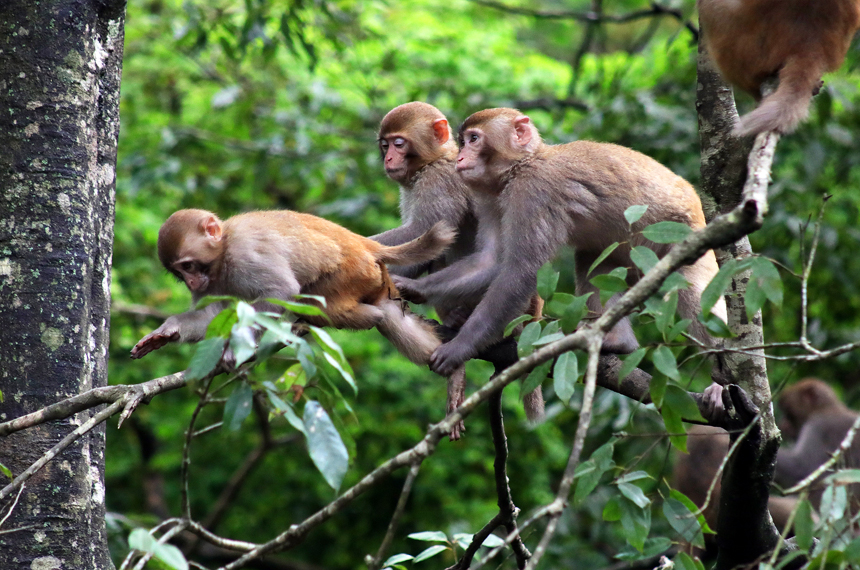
left=0, top=1, right=126, bottom=568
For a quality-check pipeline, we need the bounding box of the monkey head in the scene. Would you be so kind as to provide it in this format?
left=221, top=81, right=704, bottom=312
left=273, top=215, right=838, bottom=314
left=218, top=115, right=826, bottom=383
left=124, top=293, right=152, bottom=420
left=777, top=378, right=842, bottom=439
left=456, top=108, right=542, bottom=192
left=157, top=209, right=225, bottom=295
left=378, top=102, right=455, bottom=185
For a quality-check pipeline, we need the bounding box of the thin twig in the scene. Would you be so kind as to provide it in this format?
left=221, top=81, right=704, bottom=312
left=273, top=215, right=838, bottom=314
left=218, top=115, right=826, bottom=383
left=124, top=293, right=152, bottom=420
left=0, top=484, right=25, bottom=528
left=366, top=463, right=422, bottom=570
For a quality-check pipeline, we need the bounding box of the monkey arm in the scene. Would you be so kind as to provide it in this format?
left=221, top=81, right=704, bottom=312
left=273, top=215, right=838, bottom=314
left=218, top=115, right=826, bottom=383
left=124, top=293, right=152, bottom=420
left=395, top=249, right=499, bottom=308
left=430, top=264, right=538, bottom=376
left=131, top=302, right=227, bottom=359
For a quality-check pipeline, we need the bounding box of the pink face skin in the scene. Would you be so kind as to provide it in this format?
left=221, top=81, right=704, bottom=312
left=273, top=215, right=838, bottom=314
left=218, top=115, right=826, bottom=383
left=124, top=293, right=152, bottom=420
left=456, top=127, right=486, bottom=181
left=379, top=135, right=411, bottom=183
left=172, top=258, right=210, bottom=293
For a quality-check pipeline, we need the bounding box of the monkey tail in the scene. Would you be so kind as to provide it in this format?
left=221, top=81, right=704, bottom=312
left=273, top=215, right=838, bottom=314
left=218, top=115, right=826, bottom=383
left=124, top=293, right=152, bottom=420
left=523, top=386, right=545, bottom=422
left=734, top=57, right=823, bottom=137
left=374, top=221, right=457, bottom=266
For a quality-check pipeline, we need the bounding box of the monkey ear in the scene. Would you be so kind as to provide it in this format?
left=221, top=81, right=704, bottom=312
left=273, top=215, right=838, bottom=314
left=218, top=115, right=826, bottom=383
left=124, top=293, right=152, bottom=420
left=432, top=119, right=450, bottom=145
left=202, top=216, right=223, bottom=242
left=513, top=116, right=532, bottom=147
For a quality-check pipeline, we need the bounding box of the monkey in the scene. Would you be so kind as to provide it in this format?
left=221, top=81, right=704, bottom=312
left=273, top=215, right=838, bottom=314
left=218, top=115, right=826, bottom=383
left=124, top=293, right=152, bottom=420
left=373, top=101, right=478, bottom=285
left=427, top=108, right=727, bottom=383
left=130, top=208, right=469, bottom=439
left=697, top=0, right=860, bottom=136
left=774, top=378, right=860, bottom=512
left=673, top=425, right=801, bottom=557
left=374, top=102, right=545, bottom=423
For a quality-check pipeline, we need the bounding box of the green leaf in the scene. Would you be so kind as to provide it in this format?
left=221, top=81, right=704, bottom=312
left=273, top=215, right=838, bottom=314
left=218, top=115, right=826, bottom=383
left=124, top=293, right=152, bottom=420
left=310, top=326, right=346, bottom=363
left=532, top=332, right=565, bottom=346
left=619, top=348, right=649, bottom=381
left=619, top=496, right=651, bottom=551
left=297, top=341, right=318, bottom=379
left=642, top=221, right=691, bottom=243
left=517, top=321, right=542, bottom=357
left=603, top=496, right=623, bottom=521
left=618, top=482, right=651, bottom=508
left=560, top=293, right=592, bottom=334
left=235, top=300, right=256, bottom=327
left=185, top=338, right=226, bottom=382
left=664, top=498, right=705, bottom=549
left=746, top=257, right=783, bottom=321
left=699, top=312, right=734, bottom=338
left=652, top=346, right=680, bottom=381
left=481, top=534, right=505, bottom=547
left=701, top=258, right=736, bottom=317
left=659, top=272, right=691, bottom=295
left=587, top=242, right=620, bottom=277
left=666, top=319, right=692, bottom=342
left=673, top=551, right=705, bottom=570
left=265, top=388, right=305, bottom=434
left=521, top=360, right=551, bottom=400
left=574, top=437, right=616, bottom=504
left=413, top=544, right=448, bottom=563
left=655, top=292, right=679, bottom=335
left=504, top=315, right=532, bottom=337
left=322, top=352, right=357, bottom=395
left=662, top=405, right=687, bottom=452
left=229, top=324, right=256, bottom=367
left=544, top=293, right=574, bottom=317
left=826, top=469, right=860, bottom=484
left=408, top=531, right=449, bottom=543
left=206, top=306, right=238, bottom=338
left=650, top=375, right=667, bottom=408
left=224, top=383, right=254, bottom=432
left=591, top=273, right=628, bottom=304
left=615, top=537, right=673, bottom=560
left=303, top=401, right=349, bottom=491
left=624, top=205, right=649, bottom=225
left=128, top=529, right=189, bottom=570
left=663, top=385, right=706, bottom=422
left=845, top=536, right=860, bottom=563
left=670, top=489, right=714, bottom=534
left=630, top=246, right=659, bottom=274
left=268, top=297, right=328, bottom=317
left=617, top=471, right=651, bottom=484
left=0, top=462, right=10, bottom=480
left=536, top=262, right=560, bottom=301
left=794, top=499, right=814, bottom=550
left=554, top=352, right=579, bottom=405
left=382, top=553, right=414, bottom=568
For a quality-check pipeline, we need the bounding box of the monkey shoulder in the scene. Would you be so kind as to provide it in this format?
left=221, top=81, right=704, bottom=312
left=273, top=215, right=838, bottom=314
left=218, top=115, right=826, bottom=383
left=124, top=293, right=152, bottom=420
left=411, top=158, right=471, bottom=207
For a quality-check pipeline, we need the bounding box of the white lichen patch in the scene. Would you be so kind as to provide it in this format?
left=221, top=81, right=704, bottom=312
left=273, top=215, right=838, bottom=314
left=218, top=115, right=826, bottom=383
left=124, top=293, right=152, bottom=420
left=34, top=530, right=46, bottom=543
left=41, top=327, right=63, bottom=352
left=98, top=163, right=115, bottom=187
left=90, top=464, right=105, bottom=505
left=0, top=258, right=17, bottom=277
left=24, top=123, right=39, bottom=137
left=31, top=556, right=62, bottom=570
left=57, top=192, right=71, bottom=213
left=26, top=100, right=42, bottom=110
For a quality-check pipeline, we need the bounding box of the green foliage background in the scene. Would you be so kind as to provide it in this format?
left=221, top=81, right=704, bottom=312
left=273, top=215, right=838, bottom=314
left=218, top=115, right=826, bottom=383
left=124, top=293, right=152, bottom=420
left=107, top=0, right=860, bottom=567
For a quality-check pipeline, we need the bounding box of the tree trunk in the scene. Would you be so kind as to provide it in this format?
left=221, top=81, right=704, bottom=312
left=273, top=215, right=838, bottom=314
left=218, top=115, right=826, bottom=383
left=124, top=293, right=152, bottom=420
left=0, top=1, right=126, bottom=568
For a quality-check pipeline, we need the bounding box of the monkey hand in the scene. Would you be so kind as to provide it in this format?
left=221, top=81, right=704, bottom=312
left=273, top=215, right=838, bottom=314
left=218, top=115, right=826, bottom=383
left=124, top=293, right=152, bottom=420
left=430, top=340, right=474, bottom=377
left=131, top=325, right=180, bottom=359
left=392, top=276, right=427, bottom=304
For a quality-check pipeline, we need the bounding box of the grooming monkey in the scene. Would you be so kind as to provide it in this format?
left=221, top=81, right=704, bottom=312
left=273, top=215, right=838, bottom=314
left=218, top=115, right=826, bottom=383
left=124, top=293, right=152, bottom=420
left=775, top=378, right=860, bottom=512
left=673, top=425, right=801, bottom=556
left=376, top=102, right=544, bottom=425
left=698, top=0, right=860, bottom=136
left=426, top=108, right=726, bottom=381
left=130, top=209, right=468, bottom=438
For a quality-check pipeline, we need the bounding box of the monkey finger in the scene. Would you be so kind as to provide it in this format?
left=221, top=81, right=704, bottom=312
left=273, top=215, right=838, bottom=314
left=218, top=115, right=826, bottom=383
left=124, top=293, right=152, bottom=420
left=702, top=382, right=727, bottom=423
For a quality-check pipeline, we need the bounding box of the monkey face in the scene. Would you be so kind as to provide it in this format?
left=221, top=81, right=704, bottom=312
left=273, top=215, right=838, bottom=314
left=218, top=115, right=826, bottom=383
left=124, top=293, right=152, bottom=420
left=379, top=134, right=413, bottom=183
left=171, top=259, right=211, bottom=294
left=455, top=127, right=487, bottom=181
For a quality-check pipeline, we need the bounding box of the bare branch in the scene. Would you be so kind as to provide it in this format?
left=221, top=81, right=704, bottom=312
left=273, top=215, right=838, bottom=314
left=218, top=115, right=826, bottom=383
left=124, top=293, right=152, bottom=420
left=366, top=463, right=422, bottom=570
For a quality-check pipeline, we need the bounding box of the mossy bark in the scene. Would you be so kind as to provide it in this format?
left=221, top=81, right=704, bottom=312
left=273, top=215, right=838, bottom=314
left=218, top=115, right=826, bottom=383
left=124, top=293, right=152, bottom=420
left=0, top=1, right=126, bottom=568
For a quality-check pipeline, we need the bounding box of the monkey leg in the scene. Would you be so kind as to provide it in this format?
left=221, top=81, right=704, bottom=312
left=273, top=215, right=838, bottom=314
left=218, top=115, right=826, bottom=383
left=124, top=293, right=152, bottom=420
left=375, top=298, right=442, bottom=365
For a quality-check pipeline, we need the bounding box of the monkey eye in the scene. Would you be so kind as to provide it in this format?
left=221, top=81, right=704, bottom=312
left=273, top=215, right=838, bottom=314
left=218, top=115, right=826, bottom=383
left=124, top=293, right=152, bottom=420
left=393, top=137, right=406, bottom=148
left=380, top=140, right=389, bottom=151
left=469, top=133, right=479, bottom=143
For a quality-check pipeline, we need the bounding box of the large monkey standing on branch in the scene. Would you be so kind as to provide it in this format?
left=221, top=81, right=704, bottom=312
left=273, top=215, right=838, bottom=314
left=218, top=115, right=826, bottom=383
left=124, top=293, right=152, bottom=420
left=427, top=108, right=726, bottom=378
left=130, top=209, right=468, bottom=437
left=697, top=0, right=860, bottom=136
left=375, top=103, right=544, bottom=426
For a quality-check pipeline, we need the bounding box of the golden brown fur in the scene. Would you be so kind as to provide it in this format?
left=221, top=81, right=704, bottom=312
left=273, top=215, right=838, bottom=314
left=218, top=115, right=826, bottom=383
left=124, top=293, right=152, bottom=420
left=698, top=0, right=860, bottom=135
left=133, top=209, right=468, bottom=438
